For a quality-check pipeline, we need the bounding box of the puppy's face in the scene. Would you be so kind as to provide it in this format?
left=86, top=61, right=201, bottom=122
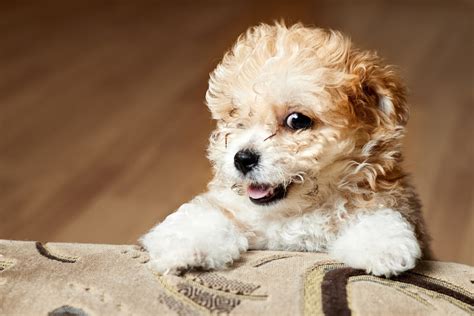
left=206, top=24, right=408, bottom=212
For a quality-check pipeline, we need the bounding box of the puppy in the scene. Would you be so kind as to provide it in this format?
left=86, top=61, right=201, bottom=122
left=141, top=23, right=430, bottom=277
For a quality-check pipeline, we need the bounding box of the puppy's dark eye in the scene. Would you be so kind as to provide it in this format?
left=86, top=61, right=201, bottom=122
left=285, top=112, right=313, bottom=130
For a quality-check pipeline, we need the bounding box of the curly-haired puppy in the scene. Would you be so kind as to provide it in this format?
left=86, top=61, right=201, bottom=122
left=141, top=23, right=430, bottom=277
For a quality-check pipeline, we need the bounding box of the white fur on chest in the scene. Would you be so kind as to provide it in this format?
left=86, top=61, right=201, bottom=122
left=254, top=212, right=335, bottom=252
left=215, top=190, right=338, bottom=252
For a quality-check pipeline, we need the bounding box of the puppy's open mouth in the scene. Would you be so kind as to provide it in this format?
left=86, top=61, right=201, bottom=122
left=247, top=183, right=288, bottom=205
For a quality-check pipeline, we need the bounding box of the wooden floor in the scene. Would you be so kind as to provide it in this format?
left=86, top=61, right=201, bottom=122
left=0, top=1, right=472, bottom=265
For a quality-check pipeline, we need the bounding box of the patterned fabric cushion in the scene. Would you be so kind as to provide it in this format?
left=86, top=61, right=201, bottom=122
left=0, top=240, right=473, bottom=315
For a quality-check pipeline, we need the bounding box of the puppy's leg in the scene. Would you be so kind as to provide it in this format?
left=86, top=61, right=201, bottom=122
left=329, top=208, right=421, bottom=277
left=140, top=195, right=248, bottom=275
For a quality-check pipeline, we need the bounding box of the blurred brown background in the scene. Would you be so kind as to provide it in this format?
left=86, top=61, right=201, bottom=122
left=0, top=1, right=472, bottom=265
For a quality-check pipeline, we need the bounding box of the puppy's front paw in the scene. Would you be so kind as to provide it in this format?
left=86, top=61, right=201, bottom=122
left=143, top=234, right=246, bottom=275
left=146, top=246, right=207, bottom=275
left=329, top=209, right=422, bottom=277
left=337, top=239, right=420, bottom=277
left=140, top=203, right=248, bottom=275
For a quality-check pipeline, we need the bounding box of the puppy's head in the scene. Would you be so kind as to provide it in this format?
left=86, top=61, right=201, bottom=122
left=206, top=23, right=408, bottom=213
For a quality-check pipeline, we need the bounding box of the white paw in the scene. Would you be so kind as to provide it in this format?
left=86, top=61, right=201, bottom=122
left=145, top=245, right=208, bottom=275
left=329, top=208, right=421, bottom=277
left=143, top=235, right=246, bottom=275
left=140, top=202, right=248, bottom=275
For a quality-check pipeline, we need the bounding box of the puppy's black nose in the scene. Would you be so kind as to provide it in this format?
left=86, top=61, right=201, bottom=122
left=234, top=149, right=259, bottom=175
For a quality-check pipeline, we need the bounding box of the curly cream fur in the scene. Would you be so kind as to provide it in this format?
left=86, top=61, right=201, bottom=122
left=141, top=23, right=430, bottom=277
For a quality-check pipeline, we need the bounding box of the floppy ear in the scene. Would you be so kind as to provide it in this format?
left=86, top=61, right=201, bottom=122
left=346, top=50, right=409, bottom=127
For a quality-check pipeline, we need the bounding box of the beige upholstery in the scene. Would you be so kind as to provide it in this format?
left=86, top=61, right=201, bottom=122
left=0, top=240, right=473, bottom=315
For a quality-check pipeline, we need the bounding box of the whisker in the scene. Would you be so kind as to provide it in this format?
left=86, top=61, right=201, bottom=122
left=263, top=132, right=277, bottom=142
left=225, top=133, right=230, bottom=149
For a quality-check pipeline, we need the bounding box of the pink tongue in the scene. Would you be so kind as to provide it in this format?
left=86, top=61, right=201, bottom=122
left=247, top=185, right=273, bottom=199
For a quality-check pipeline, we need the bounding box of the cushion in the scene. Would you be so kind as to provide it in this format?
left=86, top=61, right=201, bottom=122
left=0, top=240, right=473, bottom=315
